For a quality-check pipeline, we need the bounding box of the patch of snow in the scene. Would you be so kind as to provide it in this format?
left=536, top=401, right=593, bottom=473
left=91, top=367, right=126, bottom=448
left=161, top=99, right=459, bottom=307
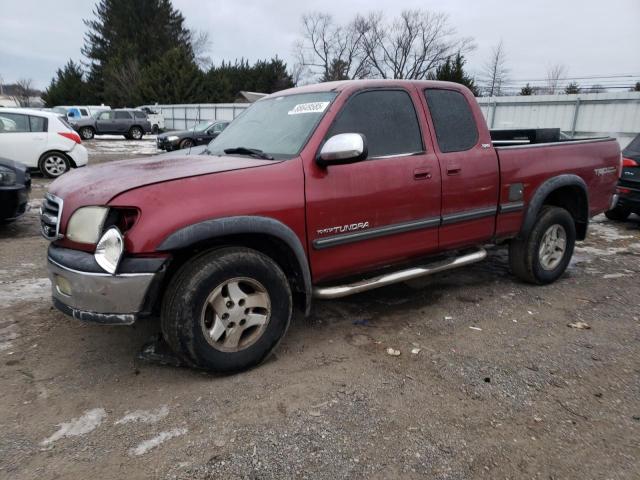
left=115, top=405, right=169, bottom=425
left=0, top=278, right=50, bottom=306
left=603, top=273, right=631, bottom=279
left=41, top=408, right=107, bottom=445
left=0, top=323, right=19, bottom=352
left=588, top=222, right=634, bottom=242
left=129, top=427, right=187, bottom=456
left=575, top=246, right=629, bottom=257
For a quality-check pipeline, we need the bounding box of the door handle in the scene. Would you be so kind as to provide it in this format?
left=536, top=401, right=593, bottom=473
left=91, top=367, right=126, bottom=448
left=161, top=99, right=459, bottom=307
left=447, top=165, right=462, bottom=175
left=413, top=168, right=432, bottom=180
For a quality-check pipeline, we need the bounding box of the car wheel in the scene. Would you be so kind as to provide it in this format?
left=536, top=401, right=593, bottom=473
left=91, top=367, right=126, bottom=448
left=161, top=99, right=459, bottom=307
left=509, top=206, right=576, bottom=285
left=161, top=247, right=292, bottom=373
left=179, top=138, right=193, bottom=150
left=605, top=206, right=631, bottom=221
left=79, top=127, right=95, bottom=140
left=129, top=126, right=143, bottom=140
left=152, top=124, right=159, bottom=134
left=39, top=152, right=70, bottom=178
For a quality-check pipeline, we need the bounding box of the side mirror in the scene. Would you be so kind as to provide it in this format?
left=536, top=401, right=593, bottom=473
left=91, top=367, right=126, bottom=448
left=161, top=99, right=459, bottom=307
left=316, top=133, right=367, bottom=167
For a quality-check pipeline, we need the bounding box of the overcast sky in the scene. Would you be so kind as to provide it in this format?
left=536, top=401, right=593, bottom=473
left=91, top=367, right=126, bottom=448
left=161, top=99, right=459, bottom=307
left=1, top=0, right=639, bottom=91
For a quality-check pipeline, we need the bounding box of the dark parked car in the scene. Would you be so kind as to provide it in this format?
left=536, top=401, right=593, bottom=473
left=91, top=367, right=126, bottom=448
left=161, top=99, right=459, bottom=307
left=156, top=120, right=229, bottom=151
left=606, top=133, right=640, bottom=221
left=0, top=157, right=30, bottom=223
left=73, top=109, right=152, bottom=140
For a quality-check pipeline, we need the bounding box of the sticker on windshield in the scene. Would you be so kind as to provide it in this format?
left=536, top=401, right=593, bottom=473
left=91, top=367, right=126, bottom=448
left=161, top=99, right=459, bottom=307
left=288, top=101, right=330, bottom=115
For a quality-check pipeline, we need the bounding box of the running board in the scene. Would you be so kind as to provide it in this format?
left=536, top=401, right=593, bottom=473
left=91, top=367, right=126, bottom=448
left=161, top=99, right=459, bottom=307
left=312, top=248, right=487, bottom=299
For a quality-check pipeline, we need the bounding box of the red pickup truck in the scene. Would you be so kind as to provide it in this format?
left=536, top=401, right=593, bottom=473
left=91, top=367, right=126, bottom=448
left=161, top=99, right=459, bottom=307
left=42, top=80, right=621, bottom=373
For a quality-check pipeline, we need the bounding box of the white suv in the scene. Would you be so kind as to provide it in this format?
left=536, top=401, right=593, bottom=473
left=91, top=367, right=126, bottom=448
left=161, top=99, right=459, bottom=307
left=0, top=108, right=88, bottom=178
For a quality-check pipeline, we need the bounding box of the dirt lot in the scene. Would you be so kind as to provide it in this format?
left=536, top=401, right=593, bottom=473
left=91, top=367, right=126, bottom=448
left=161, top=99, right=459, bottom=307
left=1, top=138, right=639, bottom=480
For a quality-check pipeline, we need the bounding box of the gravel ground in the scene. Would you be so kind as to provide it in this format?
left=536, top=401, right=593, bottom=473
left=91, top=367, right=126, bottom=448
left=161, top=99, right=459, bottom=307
left=1, top=138, right=639, bottom=479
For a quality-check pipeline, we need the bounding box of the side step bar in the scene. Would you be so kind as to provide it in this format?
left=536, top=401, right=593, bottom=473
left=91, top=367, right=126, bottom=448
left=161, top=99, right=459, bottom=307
left=313, top=248, right=487, bottom=299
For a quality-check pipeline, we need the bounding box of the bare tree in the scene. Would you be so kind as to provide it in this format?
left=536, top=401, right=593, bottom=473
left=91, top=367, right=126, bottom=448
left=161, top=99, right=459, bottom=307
left=482, top=40, right=508, bottom=97
left=189, top=29, right=213, bottom=70
left=10, top=78, right=35, bottom=107
left=294, top=12, right=369, bottom=82
left=357, top=10, right=472, bottom=80
left=545, top=64, right=567, bottom=94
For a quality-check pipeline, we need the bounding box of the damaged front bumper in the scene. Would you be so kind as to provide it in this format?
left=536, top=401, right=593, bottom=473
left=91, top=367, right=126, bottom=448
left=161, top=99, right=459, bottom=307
left=47, top=245, right=167, bottom=325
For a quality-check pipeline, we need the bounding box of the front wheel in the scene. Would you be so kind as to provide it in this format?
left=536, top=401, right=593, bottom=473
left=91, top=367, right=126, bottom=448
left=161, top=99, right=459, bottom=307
left=161, top=247, right=292, bottom=373
left=179, top=138, right=193, bottom=150
left=509, top=206, right=576, bottom=285
left=129, top=126, right=143, bottom=140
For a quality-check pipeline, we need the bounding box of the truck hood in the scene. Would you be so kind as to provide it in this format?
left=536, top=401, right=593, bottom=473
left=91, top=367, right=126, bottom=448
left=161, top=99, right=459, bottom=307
left=49, top=153, right=280, bottom=206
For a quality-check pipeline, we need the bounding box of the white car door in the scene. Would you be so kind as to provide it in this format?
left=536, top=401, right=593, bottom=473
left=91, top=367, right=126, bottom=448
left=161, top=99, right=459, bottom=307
left=0, top=112, right=46, bottom=168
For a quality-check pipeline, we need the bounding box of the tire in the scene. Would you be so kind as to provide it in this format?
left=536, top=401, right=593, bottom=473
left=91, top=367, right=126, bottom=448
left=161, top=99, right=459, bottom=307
left=605, top=206, right=631, bottom=221
left=161, top=247, right=292, bottom=373
left=39, top=152, right=70, bottom=178
left=179, top=138, right=193, bottom=150
left=79, top=126, right=95, bottom=140
left=129, top=126, right=143, bottom=140
left=152, top=124, right=159, bottom=135
left=509, top=206, right=576, bottom=285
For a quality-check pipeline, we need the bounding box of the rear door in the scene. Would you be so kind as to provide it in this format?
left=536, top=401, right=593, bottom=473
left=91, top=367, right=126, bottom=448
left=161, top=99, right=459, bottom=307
left=305, top=88, right=442, bottom=282
left=114, top=111, right=133, bottom=133
left=421, top=88, right=500, bottom=250
left=0, top=112, right=46, bottom=168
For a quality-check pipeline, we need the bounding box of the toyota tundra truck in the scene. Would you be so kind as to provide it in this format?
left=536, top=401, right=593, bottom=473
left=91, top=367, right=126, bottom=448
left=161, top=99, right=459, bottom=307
left=41, top=80, right=621, bottom=373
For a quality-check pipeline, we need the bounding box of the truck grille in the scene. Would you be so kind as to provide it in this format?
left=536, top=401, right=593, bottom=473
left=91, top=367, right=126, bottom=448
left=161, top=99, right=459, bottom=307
left=40, top=193, right=64, bottom=240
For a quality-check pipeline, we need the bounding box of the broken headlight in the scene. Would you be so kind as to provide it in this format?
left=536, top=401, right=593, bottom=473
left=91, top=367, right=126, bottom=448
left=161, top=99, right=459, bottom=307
left=66, top=206, right=109, bottom=244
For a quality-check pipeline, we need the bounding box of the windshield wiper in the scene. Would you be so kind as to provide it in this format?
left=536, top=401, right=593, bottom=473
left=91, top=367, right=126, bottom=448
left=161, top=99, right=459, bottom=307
left=223, top=147, right=274, bottom=160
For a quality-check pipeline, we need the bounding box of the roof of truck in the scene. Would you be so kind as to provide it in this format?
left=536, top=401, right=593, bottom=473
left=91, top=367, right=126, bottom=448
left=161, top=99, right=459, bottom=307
left=270, top=79, right=470, bottom=98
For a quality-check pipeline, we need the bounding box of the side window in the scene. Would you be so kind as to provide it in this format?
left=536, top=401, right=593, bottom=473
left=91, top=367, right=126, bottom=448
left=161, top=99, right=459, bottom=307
left=98, top=111, right=112, bottom=120
left=134, top=111, right=146, bottom=119
left=424, top=89, right=478, bottom=153
left=0, top=113, right=30, bottom=133
left=213, top=122, right=226, bottom=133
left=29, top=116, right=47, bottom=132
left=328, top=90, right=423, bottom=158
left=115, top=111, right=132, bottom=119
left=80, top=109, right=88, bottom=116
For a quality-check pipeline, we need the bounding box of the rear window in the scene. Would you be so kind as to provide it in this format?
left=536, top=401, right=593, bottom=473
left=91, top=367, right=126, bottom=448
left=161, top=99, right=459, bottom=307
left=29, top=115, right=47, bottom=132
left=134, top=111, right=147, bottom=119
left=425, top=89, right=478, bottom=153
left=115, top=111, right=132, bottom=119
left=328, top=89, right=423, bottom=158
left=80, top=109, right=88, bottom=116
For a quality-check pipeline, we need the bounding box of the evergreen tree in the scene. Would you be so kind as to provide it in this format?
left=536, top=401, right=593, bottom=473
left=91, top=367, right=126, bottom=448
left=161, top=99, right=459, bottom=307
left=427, top=53, right=479, bottom=96
left=633, top=82, right=640, bottom=92
left=520, top=83, right=533, bottom=96
left=82, top=0, right=194, bottom=104
left=564, top=82, right=580, bottom=94
left=137, top=48, right=204, bottom=104
left=42, top=60, right=91, bottom=106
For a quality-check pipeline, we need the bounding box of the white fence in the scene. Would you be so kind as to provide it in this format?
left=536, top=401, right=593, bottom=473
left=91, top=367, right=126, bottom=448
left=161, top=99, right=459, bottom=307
left=478, top=92, right=640, bottom=148
left=140, top=103, right=249, bottom=130
left=146, top=91, right=640, bottom=148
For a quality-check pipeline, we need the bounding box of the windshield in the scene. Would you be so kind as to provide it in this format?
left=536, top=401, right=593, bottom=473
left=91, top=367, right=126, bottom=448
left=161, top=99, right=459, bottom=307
left=206, top=92, right=338, bottom=159
left=191, top=121, right=213, bottom=132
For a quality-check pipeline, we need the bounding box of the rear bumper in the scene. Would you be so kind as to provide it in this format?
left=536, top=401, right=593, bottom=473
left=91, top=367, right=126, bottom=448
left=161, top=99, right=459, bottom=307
left=616, top=186, right=640, bottom=211
left=47, top=245, right=166, bottom=325
left=67, top=144, right=88, bottom=167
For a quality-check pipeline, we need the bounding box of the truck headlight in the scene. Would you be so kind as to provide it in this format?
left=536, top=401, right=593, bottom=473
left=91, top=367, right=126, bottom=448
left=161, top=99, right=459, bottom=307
left=0, top=166, right=16, bottom=186
left=94, top=227, right=124, bottom=274
left=66, top=206, right=109, bottom=244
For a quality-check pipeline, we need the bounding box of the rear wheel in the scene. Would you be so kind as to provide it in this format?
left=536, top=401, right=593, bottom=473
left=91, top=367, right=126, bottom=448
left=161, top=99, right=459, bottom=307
left=39, top=152, right=70, bottom=178
left=179, top=138, right=193, bottom=150
left=79, top=126, right=95, bottom=140
left=509, top=206, right=576, bottom=285
left=161, top=247, right=292, bottom=373
left=129, top=126, right=143, bottom=140
left=152, top=124, right=159, bottom=134
left=605, top=206, right=631, bottom=221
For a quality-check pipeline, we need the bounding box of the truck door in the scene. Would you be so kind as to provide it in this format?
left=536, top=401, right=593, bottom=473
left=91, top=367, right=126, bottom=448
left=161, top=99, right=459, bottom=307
left=421, top=88, right=500, bottom=250
left=305, top=88, right=442, bottom=282
left=114, top=110, right=133, bottom=133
